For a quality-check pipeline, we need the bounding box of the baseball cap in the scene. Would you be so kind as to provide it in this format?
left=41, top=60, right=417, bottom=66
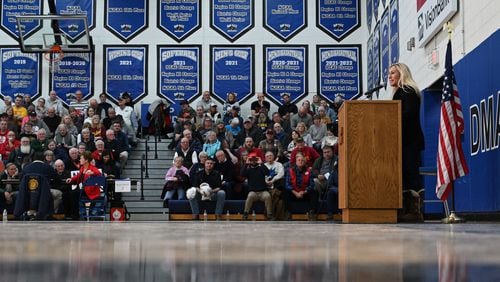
left=280, top=92, right=290, bottom=97
left=266, top=129, right=274, bottom=135
left=296, top=136, right=304, bottom=143
left=29, top=110, right=37, bottom=116
left=210, top=102, right=217, bottom=107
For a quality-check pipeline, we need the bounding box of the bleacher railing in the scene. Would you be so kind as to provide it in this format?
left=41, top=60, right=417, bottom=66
left=140, top=154, right=145, bottom=201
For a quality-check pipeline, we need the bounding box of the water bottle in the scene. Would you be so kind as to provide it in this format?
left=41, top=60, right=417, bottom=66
left=3, top=209, right=8, bottom=223
left=226, top=210, right=230, bottom=221
left=252, top=210, right=256, bottom=221
left=136, top=181, right=141, bottom=193
left=203, top=210, right=208, bottom=221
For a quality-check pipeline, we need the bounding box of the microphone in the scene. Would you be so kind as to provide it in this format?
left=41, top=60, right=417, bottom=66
left=365, top=83, right=386, bottom=95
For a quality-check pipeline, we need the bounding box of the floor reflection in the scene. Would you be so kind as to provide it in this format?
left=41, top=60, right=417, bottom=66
left=0, top=222, right=500, bottom=281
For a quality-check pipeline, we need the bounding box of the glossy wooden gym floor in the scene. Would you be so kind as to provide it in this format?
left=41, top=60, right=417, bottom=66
left=1, top=221, right=499, bottom=281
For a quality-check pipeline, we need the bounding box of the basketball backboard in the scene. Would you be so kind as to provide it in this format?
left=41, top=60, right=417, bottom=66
left=16, top=15, right=92, bottom=53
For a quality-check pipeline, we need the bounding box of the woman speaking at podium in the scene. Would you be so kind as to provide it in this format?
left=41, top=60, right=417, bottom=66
left=388, top=63, right=425, bottom=222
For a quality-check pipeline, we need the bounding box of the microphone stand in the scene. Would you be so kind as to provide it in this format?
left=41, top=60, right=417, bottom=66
left=364, top=85, right=385, bottom=100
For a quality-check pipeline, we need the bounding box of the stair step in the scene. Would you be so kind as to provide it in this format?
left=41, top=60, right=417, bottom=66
left=126, top=207, right=167, bottom=213
left=118, top=138, right=182, bottom=220
left=128, top=213, right=168, bottom=221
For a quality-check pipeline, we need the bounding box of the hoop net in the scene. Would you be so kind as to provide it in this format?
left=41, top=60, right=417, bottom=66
left=44, top=44, right=65, bottom=73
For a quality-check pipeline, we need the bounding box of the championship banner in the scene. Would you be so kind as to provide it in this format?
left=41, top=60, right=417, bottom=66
left=373, top=0, right=379, bottom=20
left=317, top=45, right=362, bottom=101
left=210, top=0, right=254, bottom=42
left=210, top=45, right=254, bottom=103
left=104, top=0, right=148, bottom=43
left=104, top=45, right=148, bottom=103
left=157, top=45, right=201, bottom=104
left=0, top=0, right=43, bottom=40
left=263, top=0, right=306, bottom=42
left=381, top=8, right=390, bottom=86
left=367, top=0, right=372, bottom=33
left=390, top=0, right=399, bottom=64
left=50, top=53, right=94, bottom=105
left=158, top=0, right=201, bottom=42
left=55, top=0, right=96, bottom=42
left=367, top=35, right=373, bottom=93
left=264, top=45, right=308, bottom=105
left=317, top=0, right=360, bottom=41
left=372, top=21, right=380, bottom=88
left=0, top=47, right=41, bottom=100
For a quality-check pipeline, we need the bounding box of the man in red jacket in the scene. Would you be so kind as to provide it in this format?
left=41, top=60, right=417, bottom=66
left=285, top=153, right=319, bottom=220
left=289, top=137, right=319, bottom=168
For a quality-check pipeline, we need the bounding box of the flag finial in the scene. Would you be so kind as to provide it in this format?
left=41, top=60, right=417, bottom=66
left=443, top=21, right=454, bottom=40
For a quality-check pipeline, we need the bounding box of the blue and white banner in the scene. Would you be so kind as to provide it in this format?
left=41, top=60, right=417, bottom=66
left=367, top=0, right=372, bottom=33
left=158, top=0, right=200, bottom=42
left=0, top=0, right=43, bottom=40
left=211, top=45, right=254, bottom=103
left=367, top=35, right=373, bottom=93
left=373, top=0, right=379, bottom=20
left=0, top=47, right=41, bottom=100
left=317, top=45, right=362, bottom=101
left=264, top=0, right=306, bottom=42
left=381, top=8, right=390, bottom=87
left=50, top=53, right=93, bottom=105
left=158, top=45, right=201, bottom=104
left=372, top=22, right=380, bottom=88
left=104, top=45, right=148, bottom=103
left=104, top=0, right=148, bottom=43
left=390, top=0, right=399, bottom=64
left=264, top=45, right=308, bottom=105
left=55, top=0, right=95, bottom=42
left=210, top=0, right=253, bottom=42
left=317, top=0, right=361, bottom=41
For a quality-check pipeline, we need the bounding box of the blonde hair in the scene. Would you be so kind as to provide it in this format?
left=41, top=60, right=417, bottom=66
left=390, top=63, right=421, bottom=97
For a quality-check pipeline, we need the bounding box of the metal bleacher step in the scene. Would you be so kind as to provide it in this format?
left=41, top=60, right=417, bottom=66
left=120, top=136, right=174, bottom=221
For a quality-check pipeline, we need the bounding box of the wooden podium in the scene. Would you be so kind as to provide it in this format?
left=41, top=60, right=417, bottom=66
left=338, top=101, right=402, bottom=223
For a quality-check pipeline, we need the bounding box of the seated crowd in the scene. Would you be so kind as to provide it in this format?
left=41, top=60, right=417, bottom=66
left=163, top=91, right=344, bottom=220
left=0, top=91, right=137, bottom=219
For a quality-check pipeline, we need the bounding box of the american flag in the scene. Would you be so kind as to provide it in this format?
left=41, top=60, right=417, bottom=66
left=436, top=40, right=469, bottom=201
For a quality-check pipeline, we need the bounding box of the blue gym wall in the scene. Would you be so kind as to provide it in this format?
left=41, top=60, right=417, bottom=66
left=421, top=29, right=500, bottom=214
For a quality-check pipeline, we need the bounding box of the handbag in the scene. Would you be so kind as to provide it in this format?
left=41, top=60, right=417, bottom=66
left=160, top=181, right=177, bottom=199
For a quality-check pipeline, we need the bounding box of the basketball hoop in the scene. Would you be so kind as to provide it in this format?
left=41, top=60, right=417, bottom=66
left=44, top=44, right=65, bottom=73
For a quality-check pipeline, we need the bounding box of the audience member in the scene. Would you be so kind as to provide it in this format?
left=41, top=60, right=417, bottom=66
left=290, top=106, right=313, bottom=129
left=54, top=159, right=78, bottom=219
left=214, top=150, right=235, bottom=200
left=202, top=131, right=221, bottom=158
left=188, top=157, right=225, bottom=220
left=285, top=153, right=319, bottom=220
left=241, top=152, right=272, bottom=220
left=278, top=93, right=298, bottom=117
left=0, top=131, right=19, bottom=162
left=236, top=119, right=264, bottom=147
left=31, top=129, right=51, bottom=152
left=8, top=136, right=34, bottom=170
left=196, top=91, right=214, bottom=112
left=43, top=107, right=61, bottom=136
left=47, top=90, right=67, bottom=117
left=250, top=92, right=271, bottom=119
left=162, top=156, right=189, bottom=201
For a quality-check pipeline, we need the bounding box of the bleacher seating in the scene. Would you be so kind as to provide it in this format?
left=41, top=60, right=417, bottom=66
left=166, top=199, right=339, bottom=221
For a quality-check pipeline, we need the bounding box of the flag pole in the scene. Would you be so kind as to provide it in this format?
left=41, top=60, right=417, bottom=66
left=440, top=22, right=466, bottom=224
